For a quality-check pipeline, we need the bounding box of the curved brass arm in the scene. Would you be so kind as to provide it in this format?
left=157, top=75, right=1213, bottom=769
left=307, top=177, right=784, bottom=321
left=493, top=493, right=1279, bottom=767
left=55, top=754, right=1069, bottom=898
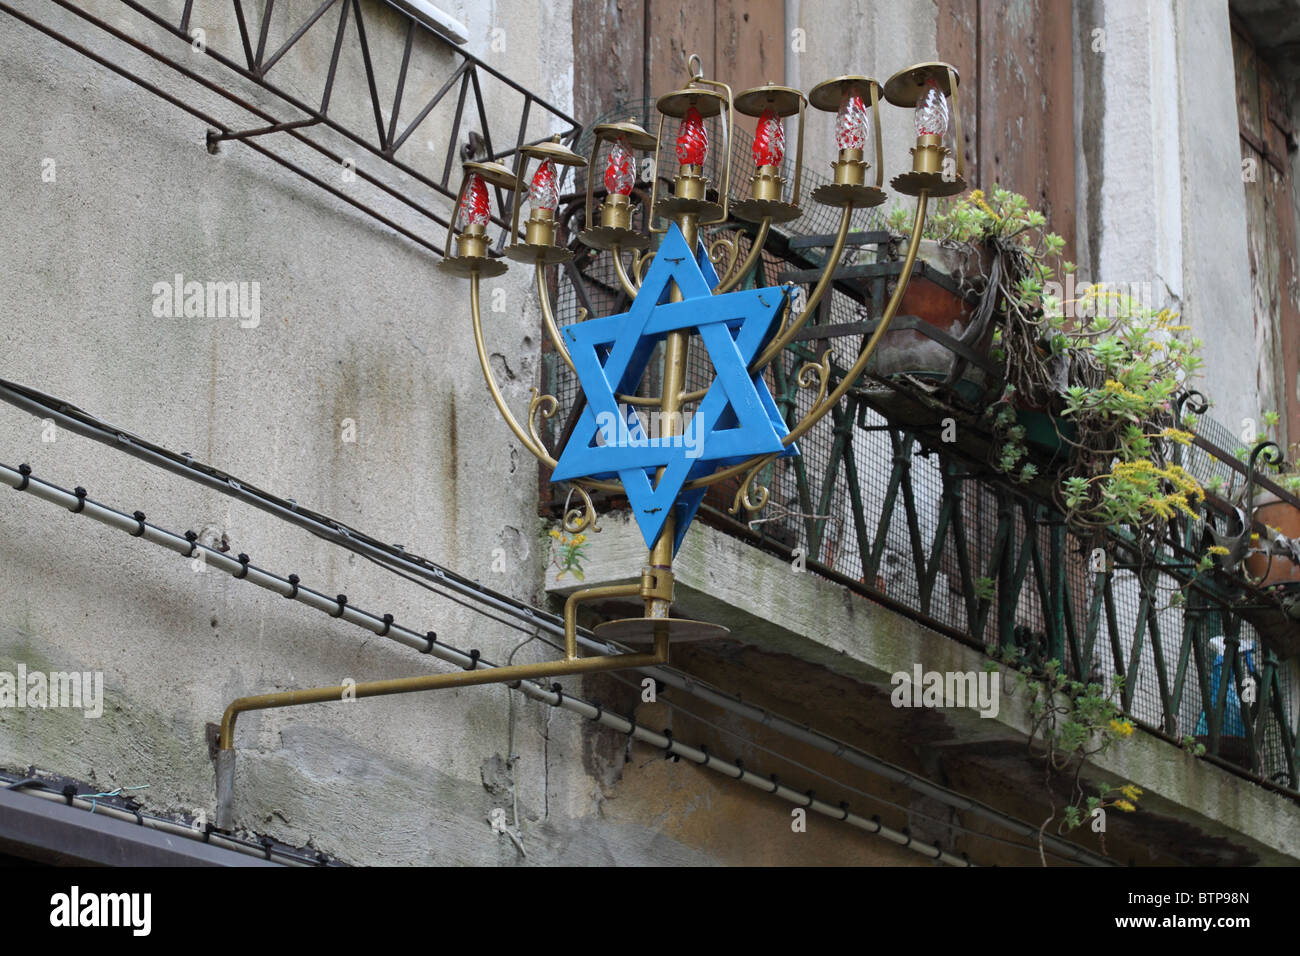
left=714, top=217, right=772, bottom=294
left=748, top=202, right=854, bottom=370
left=537, top=261, right=576, bottom=374
left=219, top=581, right=660, bottom=751
left=785, top=192, right=927, bottom=444
left=680, top=191, right=929, bottom=492
left=473, top=274, right=556, bottom=464
left=473, top=273, right=624, bottom=495
left=611, top=243, right=640, bottom=298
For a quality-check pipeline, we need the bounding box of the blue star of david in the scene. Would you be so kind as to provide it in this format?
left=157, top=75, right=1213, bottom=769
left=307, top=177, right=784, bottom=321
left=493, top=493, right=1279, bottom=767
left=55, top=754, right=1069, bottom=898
left=551, top=223, right=798, bottom=553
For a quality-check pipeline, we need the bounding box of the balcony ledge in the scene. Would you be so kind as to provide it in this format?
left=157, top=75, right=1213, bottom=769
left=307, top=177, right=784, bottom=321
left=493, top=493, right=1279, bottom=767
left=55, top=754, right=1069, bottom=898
left=546, top=510, right=1300, bottom=864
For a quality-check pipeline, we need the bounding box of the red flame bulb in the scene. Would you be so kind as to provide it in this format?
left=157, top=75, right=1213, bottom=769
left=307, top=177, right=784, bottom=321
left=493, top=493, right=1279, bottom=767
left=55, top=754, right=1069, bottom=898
left=456, top=172, right=491, bottom=230
left=752, top=108, right=785, bottom=167
left=604, top=137, right=635, bottom=195
left=529, top=159, right=559, bottom=212
left=675, top=107, right=708, bottom=166
left=834, top=92, right=869, bottom=152
left=915, top=78, right=949, bottom=137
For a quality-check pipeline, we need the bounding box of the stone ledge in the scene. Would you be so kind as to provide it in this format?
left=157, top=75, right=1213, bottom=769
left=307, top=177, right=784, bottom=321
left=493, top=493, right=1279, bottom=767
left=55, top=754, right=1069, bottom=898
left=545, top=510, right=1300, bottom=864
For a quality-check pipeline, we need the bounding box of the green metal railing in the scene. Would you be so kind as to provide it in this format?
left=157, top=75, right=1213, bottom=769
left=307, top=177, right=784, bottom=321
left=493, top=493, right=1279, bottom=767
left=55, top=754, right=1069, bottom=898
left=545, top=126, right=1300, bottom=798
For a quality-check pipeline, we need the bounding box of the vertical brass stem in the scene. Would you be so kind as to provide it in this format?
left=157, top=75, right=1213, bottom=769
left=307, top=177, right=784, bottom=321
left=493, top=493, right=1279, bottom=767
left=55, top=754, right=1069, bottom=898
left=646, top=201, right=698, bottom=617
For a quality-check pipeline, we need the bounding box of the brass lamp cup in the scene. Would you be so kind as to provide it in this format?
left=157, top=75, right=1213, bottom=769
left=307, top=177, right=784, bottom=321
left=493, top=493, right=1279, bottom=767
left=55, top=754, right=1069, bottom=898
left=733, top=164, right=800, bottom=224
left=525, top=208, right=556, bottom=246
left=811, top=148, right=886, bottom=208
left=457, top=223, right=489, bottom=257
left=600, top=192, right=632, bottom=228
left=654, top=164, right=724, bottom=222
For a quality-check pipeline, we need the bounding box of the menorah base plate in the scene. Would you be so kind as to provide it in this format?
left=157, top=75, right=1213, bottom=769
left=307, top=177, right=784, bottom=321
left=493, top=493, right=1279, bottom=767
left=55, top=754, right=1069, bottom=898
left=732, top=198, right=802, bottom=223
left=811, top=183, right=887, bottom=208
left=653, top=196, right=724, bottom=223
left=438, top=255, right=508, bottom=278
left=504, top=243, right=575, bottom=265
left=890, top=171, right=968, bottom=198
left=579, top=225, right=652, bottom=251
left=595, top=617, right=730, bottom=644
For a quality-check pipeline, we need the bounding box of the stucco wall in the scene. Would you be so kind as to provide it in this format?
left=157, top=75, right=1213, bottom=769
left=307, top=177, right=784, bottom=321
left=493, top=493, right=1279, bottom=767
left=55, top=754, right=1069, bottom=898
left=0, top=0, right=937, bottom=866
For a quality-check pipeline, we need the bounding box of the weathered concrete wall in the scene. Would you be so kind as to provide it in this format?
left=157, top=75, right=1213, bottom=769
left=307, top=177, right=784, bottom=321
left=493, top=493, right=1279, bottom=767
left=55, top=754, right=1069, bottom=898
left=0, top=0, right=946, bottom=866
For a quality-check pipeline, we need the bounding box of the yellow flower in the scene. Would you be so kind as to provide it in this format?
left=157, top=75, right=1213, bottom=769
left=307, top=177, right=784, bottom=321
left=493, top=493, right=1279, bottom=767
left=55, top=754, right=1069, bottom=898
left=549, top=529, right=562, bottom=539
left=1207, top=545, right=1229, bottom=556
left=1120, top=784, right=1143, bottom=801
left=1108, top=718, right=1135, bottom=738
left=1114, top=799, right=1137, bottom=812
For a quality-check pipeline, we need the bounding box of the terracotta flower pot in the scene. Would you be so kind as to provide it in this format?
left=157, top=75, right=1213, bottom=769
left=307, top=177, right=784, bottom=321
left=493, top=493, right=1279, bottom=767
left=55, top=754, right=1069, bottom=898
left=1245, top=492, right=1300, bottom=587
left=865, top=239, right=995, bottom=402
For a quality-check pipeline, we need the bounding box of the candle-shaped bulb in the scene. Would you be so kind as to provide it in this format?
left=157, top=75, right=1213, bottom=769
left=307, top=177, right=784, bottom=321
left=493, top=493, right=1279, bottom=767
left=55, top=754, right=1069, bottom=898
left=752, top=107, right=785, bottom=166
left=529, top=159, right=559, bottom=213
left=834, top=91, right=869, bottom=152
left=914, top=78, right=949, bottom=137
left=604, top=137, right=635, bottom=195
left=456, top=173, right=491, bottom=230
left=675, top=107, right=708, bottom=166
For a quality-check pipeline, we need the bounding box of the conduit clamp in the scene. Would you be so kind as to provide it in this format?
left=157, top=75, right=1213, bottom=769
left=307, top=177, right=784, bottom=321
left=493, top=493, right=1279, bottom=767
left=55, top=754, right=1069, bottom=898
left=698, top=744, right=711, bottom=767
left=803, top=789, right=816, bottom=809
left=332, top=594, right=348, bottom=617
left=768, top=773, right=780, bottom=794
left=423, top=631, right=437, bottom=654
left=378, top=613, right=394, bottom=637
left=464, top=649, right=480, bottom=670
left=550, top=682, right=563, bottom=707
left=234, top=554, right=251, bottom=579
left=184, top=530, right=199, bottom=556
left=625, top=714, right=638, bottom=737
left=589, top=702, right=603, bottom=722
left=285, top=574, right=300, bottom=599
left=15, top=463, right=30, bottom=490
left=131, top=511, right=147, bottom=537
left=70, top=486, right=87, bottom=514
left=661, top=727, right=675, bottom=758
left=839, top=801, right=851, bottom=821
left=733, top=758, right=745, bottom=780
